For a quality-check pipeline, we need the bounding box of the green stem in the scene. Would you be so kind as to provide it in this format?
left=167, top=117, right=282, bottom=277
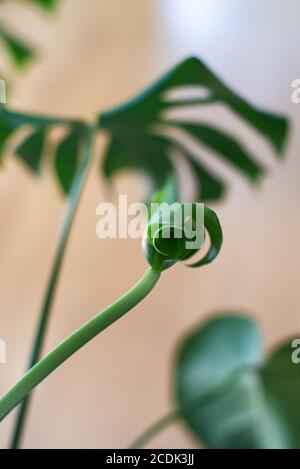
left=10, top=125, right=95, bottom=449
left=129, top=409, right=181, bottom=449
left=129, top=366, right=255, bottom=449
left=0, top=267, right=160, bottom=424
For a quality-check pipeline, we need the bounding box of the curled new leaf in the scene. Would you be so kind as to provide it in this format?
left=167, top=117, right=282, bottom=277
left=188, top=207, right=223, bottom=268
left=142, top=201, right=222, bottom=272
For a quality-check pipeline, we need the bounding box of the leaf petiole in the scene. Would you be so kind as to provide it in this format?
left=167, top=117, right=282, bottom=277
left=10, top=124, right=95, bottom=448
left=0, top=267, right=161, bottom=423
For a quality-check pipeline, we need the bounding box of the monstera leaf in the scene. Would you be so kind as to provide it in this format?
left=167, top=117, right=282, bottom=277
left=0, top=56, right=289, bottom=199
left=0, top=27, right=34, bottom=68
left=176, top=315, right=300, bottom=449
left=0, top=0, right=59, bottom=69
left=27, top=0, right=58, bottom=9
left=0, top=106, right=86, bottom=194
left=99, top=57, right=289, bottom=202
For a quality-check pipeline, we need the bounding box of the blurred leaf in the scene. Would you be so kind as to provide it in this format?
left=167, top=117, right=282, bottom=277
left=0, top=118, right=13, bottom=158
left=0, top=56, right=289, bottom=200
left=27, top=0, right=58, bottom=10
left=172, top=122, right=263, bottom=182
left=54, top=126, right=84, bottom=194
left=0, top=105, right=85, bottom=195
left=15, top=128, right=45, bottom=173
left=150, top=174, right=179, bottom=206
left=0, top=0, right=59, bottom=70
left=0, top=28, right=34, bottom=68
left=187, top=156, right=225, bottom=202
left=167, top=137, right=226, bottom=201
left=0, top=106, right=68, bottom=128
left=99, top=57, right=288, bottom=202
left=176, top=315, right=300, bottom=448
left=103, top=134, right=173, bottom=190
left=0, top=106, right=65, bottom=168
left=262, top=342, right=300, bottom=448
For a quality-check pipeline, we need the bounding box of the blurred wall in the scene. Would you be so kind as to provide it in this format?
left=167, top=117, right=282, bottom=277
left=0, top=0, right=299, bottom=448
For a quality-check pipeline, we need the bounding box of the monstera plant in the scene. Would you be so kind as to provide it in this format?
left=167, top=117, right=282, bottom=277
left=0, top=55, right=288, bottom=449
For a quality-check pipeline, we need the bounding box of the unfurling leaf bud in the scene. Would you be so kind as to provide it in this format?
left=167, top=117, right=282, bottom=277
left=143, top=203, right=222, bottom=272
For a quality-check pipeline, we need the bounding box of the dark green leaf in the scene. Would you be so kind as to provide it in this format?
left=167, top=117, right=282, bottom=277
left=54, top=127, right=83, bottom=194
left=27, top=0, right=58, bottom=10
left=0, top=29, right=34, bottom=68
left=0, top=106, right=69, bottom=128
left=15, top=129, right=45, bottom=173
left=187, top=157, right=225, bottom=202
left=0, top=107, right=24, bottom=162
left=0, top=106, right=84, bottom=180
left=172, top=122, right=264, bottom=182
left=176, top=315, right=300, bottom=448
left=188, top=207, right=223, bottom=267
left=262, top=342, right=300, bottom=448
left=176, top=315, right=263, bottom=448
left=169, top=138, right=226, bottom=202
left=0, top=118, right=13, bottom=160
left=99, top=56, right=288, bottom=202
left=103, top=134, right=173, bottom=190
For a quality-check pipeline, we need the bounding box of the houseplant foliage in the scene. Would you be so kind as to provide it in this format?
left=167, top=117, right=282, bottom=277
left=0, top=56, right=288, bottom=448
left=131, top=315, right=300, bottom=449
left=0, top=187, right=223, bottom=422
left=0, top=0, right=59, bottom=69
left=176, top=315, right=300, bottom=449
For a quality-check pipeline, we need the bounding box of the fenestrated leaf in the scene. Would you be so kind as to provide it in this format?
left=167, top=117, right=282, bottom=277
left=99, top=56, right=288, bottom=202
left=0, top=106, right=71, bottom=129
left=54, top=126, right=84, bottom=195
left=187, top=156, right=225, bottom=202
left=103, top=134, right=173, bottom=190
left=0, top=118, right=13, bottom=160
left=0, top=29, right=34, bottom=68
left=176, top=315, right=300, bottom=449
left=171, top=122, right=264, bottom=182
left=15, top=129, right=45, bottom=173
left=0, top=106, right=84, bottom=189
left=169, top=137, right=226, bottom=202
left=0, top=107, right=28, bottom=162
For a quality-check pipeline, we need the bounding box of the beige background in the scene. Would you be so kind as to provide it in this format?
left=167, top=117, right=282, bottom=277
left=0, top=0, right=299, bottom=449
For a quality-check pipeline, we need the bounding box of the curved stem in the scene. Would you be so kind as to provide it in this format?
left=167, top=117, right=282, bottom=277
left=0, top=267, right=160, bottom=424
left=129, top=366, right=254, bottom=449
left=129, top=409, right=181, bottom=449
left=10, top=125, right=95, bottom=449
